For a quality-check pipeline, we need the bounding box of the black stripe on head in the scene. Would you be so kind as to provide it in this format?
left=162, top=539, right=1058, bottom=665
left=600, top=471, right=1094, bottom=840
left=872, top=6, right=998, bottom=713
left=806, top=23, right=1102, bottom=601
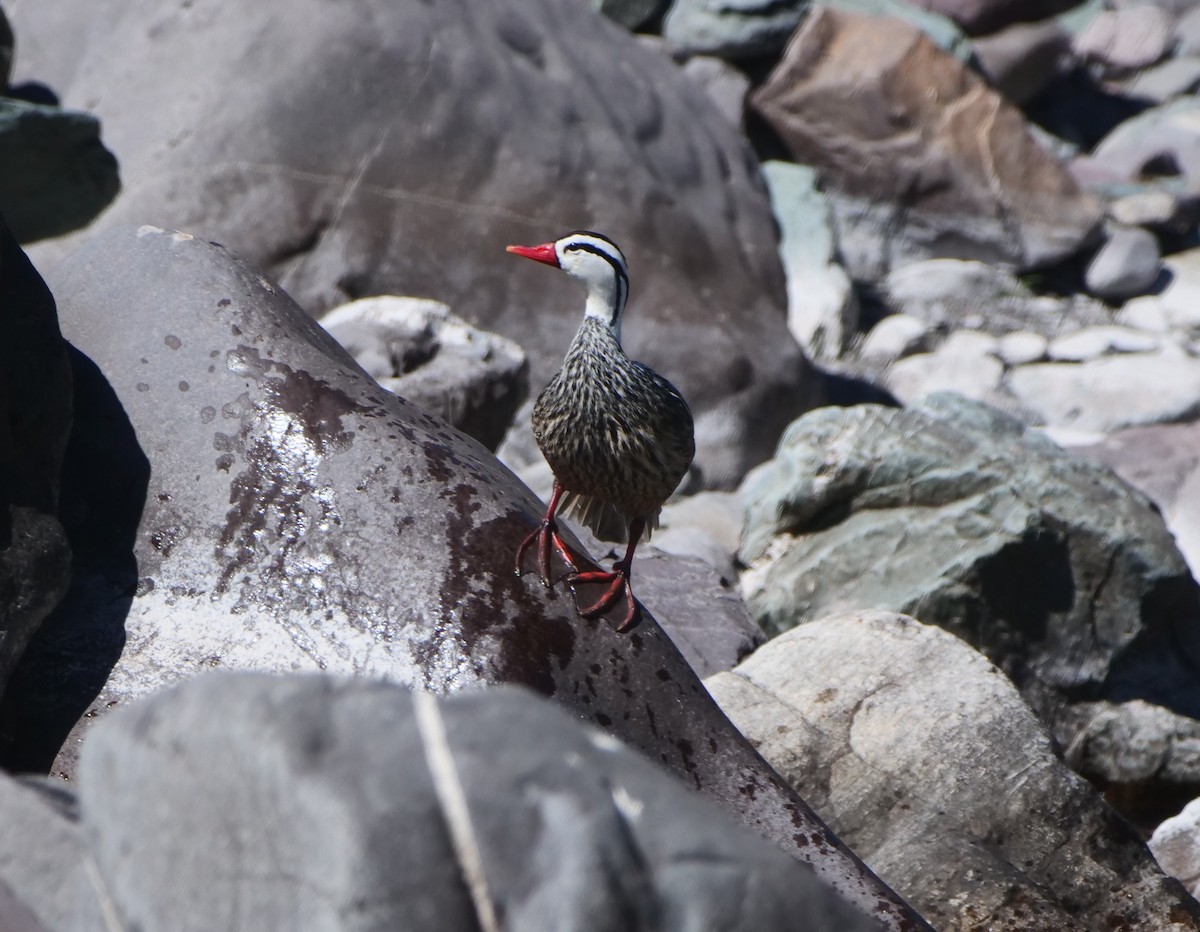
left=562, top=233, right=629, bottom=324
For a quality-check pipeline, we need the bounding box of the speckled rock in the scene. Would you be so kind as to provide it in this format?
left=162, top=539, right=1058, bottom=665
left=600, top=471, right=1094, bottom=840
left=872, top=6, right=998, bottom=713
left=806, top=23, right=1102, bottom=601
left=708, top=611, right=1200, bottom=932
left=738, top=393, right=1200, bottom=730
left=319, top=296, right=528, bottom=451
left=75, top=674, right=885, bottom=932
left=15, top=0, right=816, bottom=489
left=2, top=224, right=923, bottom=931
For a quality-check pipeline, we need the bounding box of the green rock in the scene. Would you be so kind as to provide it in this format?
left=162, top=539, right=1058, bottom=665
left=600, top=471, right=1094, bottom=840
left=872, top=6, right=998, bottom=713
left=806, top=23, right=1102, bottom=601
left=739, top=392, right=1200, bottom=719
left=0, top=98, right=119, bottom=243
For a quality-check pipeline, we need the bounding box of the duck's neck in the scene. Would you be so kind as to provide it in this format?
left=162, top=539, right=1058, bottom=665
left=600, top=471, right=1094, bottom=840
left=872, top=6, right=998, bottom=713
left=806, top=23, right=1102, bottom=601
left=582, top=278, right=626, bottom=345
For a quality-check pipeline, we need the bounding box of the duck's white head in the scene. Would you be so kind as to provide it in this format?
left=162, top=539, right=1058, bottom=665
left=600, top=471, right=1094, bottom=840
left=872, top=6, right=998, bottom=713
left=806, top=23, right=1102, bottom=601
left=507, top=231, right=629, bottom=339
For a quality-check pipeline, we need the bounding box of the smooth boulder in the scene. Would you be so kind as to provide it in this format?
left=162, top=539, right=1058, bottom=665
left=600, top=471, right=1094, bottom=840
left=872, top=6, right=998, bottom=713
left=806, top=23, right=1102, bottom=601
left=75, top=673, right=886, bottom=932
left=707, top=611, right=1200, bottom=931
left=15, top=0, right=818, bottom=488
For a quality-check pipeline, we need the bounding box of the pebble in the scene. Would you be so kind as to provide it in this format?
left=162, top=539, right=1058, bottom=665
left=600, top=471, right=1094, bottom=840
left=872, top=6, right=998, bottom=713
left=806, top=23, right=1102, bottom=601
left=858, top=314, right=930, bottom=363
left=996, top=331, right=1048, bottom=366
left=1084, top=225, right=1162, bottom=302
left=1048, top=326, right=1162, bottom=362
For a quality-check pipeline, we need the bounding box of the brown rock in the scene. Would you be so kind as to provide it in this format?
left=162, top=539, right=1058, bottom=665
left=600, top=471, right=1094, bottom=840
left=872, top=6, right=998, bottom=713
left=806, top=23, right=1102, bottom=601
left=750, top=8, right=1103, bottom=277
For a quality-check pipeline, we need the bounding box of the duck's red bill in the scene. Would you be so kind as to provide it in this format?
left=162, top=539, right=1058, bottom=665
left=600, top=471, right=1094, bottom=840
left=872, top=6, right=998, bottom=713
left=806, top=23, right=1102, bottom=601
left=506, top=243, right=559, bottom=266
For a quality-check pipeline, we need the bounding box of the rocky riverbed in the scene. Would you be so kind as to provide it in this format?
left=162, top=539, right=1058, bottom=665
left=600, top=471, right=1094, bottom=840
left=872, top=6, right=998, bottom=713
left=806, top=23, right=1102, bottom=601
left=3, top=0, right=1200, bottom=929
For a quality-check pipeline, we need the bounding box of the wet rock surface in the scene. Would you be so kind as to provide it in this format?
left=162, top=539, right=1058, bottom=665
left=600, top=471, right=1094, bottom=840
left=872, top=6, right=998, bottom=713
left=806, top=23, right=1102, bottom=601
left=0, top=225, right=922, bottom=931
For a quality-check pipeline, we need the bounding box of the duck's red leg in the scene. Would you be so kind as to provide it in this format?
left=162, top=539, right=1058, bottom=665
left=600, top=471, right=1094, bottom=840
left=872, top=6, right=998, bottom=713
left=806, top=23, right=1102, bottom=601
left=570, top=518, right=645, bottom=632
left=515, top=482, right=587, bottom=587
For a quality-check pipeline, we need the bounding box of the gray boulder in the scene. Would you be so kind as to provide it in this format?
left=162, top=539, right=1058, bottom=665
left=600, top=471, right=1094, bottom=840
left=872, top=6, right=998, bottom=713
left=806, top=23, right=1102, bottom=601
left=15, top=0, right=816, bottom=488
left=879, top=329, right=1007, bottom=408
left=1089, top=97, right=1200, bottom=183
left=319, top=296, right=528, bottom=452
left=1074, top=3, right=1173, bottom=75
left=0, top=217, right=72, bottom=705
left=75, top=673, right=886, bottom=932
left=662, top=0, right=808, bottom=59
left=0, top=99, right=118, bottom=243
left=3, top=225, right=922, bottom=930
left=750, top=7, right=1104, bottom=281
left=883, top=258, right=1110, bottom=338
left=738, top=393, right=1200, bottom=728
left=1124, top=56, right=1200, bottom=104
left=1006, top=350, right=1200, bottom=433
left=707, top=610, right=1200, bottom=931
left=0, top=773, right=87, bottom=932
left=1060, top=700, right=1200, bottom=816
left=625, top=547, right=765, bottom=677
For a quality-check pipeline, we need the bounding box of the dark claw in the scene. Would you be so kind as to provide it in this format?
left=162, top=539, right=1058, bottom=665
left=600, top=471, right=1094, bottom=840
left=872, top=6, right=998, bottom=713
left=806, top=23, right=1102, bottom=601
left=515, top=519, right=586, bottom=588
left=570, top=564, right=641, bottom=632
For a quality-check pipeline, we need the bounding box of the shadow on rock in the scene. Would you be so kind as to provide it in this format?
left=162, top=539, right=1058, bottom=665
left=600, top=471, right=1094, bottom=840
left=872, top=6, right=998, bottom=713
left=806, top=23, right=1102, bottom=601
left=1, top=347, right=145, bottom=773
